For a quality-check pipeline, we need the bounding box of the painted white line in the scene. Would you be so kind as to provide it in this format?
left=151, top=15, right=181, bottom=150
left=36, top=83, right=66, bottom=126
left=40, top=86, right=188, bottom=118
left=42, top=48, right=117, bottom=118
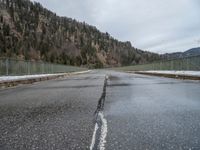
left=90, top=123, right=99, bottom=150
left=99, top=112, right=108, bottom=150
left=90, top=111, right=108, bottom=150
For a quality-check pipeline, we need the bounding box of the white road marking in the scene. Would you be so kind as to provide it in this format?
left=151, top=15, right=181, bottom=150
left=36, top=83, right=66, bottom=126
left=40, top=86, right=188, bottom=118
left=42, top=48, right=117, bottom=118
left=105, top=75, right=109, bottom=80
left=90, top=123, right=99, bottom=150
left=90, top=112, right=108, bottom=150
left=99, top=112, right=108, bottom=150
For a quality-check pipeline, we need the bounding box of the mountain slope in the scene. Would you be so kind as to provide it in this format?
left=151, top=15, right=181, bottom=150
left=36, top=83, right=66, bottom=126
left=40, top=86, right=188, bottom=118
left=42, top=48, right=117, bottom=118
left=184, top=47, right=200, bottom=56
left=0, top=0, right=160, bottom=68
left=162, top=47, right=200, bottom=59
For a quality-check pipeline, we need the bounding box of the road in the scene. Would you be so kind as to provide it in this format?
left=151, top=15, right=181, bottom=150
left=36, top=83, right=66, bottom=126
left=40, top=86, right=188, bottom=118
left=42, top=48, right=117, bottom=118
left=1, top=70, right=200, bottom=150
left=0, top=71, right=105, bottom=150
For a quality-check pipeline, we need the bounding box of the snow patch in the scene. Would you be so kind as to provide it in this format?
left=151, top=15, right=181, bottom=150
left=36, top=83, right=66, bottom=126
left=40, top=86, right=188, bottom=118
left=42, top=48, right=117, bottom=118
left=143, top=70, right=200, bottom=77
left=0, top=73, right=66, bottom=82
left=0, top=70, right=90, bottom=82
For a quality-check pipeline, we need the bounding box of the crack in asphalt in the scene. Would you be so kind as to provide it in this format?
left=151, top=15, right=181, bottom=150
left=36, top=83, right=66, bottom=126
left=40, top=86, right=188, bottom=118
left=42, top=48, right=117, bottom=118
left=96, top=76, right=107, bottom=113
left=90, top=75, right=108, bottom=150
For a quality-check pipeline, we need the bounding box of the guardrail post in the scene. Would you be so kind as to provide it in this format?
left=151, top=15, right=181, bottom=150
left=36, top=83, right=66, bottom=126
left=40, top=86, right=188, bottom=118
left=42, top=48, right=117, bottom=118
left=42, top=63, right=45, bottom=74
left=6, top=58, right=9, bottom=76
left=51, top=64, right=53, bottom=73
left=186, top=59, right=189, bottom=70
left=28, top=61, right=30, bottom=75
left=170, top=61, right=173, bottom=70
left=159, top=62, right=162, bottom=70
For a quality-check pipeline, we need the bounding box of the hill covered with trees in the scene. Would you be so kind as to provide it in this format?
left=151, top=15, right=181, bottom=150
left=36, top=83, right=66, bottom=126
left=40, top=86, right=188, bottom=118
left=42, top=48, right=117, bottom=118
left=0, top=0, right=160, bottom=68
left=162, top=47, right=200, bottom=60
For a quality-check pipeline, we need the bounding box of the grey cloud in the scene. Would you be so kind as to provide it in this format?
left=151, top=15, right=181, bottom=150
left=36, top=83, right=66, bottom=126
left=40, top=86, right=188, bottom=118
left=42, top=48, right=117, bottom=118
left=31, top=0, right=200, bottom=53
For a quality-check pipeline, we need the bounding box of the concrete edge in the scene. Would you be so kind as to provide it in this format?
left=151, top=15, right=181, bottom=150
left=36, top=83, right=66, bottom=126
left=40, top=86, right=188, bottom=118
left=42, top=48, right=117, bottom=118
left=127, top=71, right=200, bottom=80
left=0, top=70, right=91, bottom=89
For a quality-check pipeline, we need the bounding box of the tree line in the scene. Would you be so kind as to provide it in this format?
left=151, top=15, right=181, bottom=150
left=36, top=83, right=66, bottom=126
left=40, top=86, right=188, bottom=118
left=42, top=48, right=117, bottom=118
left=0, top=0, right=160, bottom=68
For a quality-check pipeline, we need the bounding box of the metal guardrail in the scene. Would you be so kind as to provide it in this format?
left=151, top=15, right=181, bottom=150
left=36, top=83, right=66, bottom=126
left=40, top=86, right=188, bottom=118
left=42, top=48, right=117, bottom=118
left=117, top=55, right=200, bottom=71
left=0, top=57, right=87, bottom=76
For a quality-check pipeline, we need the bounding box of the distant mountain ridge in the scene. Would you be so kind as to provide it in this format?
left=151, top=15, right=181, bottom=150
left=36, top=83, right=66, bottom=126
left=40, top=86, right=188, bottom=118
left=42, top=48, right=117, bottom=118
left=162, top=47, right=200, bottom=60
left=184, top=47, right=200, bottom=56
left=0, top=0, right=160, bottom=68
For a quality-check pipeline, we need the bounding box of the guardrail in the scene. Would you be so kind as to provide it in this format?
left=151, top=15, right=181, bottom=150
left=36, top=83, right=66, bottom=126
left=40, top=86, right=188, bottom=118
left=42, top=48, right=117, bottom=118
left=0, top=57, right=87, bottom=76
left=117, top=55, right=200, bottom=71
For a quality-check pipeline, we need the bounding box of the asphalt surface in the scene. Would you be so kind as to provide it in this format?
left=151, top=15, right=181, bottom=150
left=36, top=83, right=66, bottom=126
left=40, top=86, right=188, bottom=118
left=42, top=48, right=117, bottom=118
left=0, top=71, right=105, bottom=150
left=105, top=71, right=200, bottom=150
left=1, top=70, right=200, bottom=150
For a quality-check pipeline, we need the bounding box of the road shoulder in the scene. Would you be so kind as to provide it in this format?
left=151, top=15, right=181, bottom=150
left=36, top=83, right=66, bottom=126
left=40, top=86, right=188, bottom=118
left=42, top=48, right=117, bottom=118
left=0, top=70, right=91, bottom=88
left=129, top=71, right=200, bottom=80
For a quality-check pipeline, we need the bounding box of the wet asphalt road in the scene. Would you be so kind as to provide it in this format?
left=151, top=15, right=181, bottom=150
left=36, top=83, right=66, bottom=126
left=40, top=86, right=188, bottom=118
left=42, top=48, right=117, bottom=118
left=0, top=71, right=105, bottom=150
left=1, top=70, right=200, bottom=150
left=105, top=71, right=200, bottom=150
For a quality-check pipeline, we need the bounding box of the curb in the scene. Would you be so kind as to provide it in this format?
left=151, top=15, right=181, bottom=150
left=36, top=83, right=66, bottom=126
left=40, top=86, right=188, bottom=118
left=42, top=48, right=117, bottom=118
left=129, top=71, right=200, bottom=80
left=0, top=70, right=91, bottom=89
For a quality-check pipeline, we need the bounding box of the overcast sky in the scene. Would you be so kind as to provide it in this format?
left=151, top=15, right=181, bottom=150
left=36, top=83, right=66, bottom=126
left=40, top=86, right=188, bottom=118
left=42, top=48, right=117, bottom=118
left=31, top=0, right=200, bottom=53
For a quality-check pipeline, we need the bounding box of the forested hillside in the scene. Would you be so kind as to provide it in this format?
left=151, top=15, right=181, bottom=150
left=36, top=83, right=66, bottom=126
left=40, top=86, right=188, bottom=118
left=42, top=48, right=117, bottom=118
left=0, top=0, right=160, bottom=68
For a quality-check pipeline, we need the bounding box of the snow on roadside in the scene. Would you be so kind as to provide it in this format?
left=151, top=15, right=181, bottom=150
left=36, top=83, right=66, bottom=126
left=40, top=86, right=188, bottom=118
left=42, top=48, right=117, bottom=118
left=0, top=73, right=67, bottom=82
left=142, top=71, right=200, bottom=77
